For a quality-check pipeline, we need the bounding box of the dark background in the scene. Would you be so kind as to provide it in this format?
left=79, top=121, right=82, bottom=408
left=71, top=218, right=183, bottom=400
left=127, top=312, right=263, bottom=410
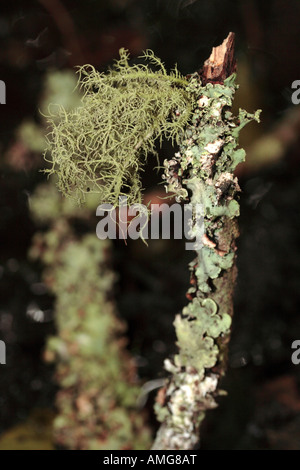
left=1, top=0, right=300, bottom=449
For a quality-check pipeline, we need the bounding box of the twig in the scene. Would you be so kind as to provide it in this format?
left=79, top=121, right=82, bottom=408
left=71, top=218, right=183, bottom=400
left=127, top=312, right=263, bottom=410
left=152, top=33, right=260, bottom=450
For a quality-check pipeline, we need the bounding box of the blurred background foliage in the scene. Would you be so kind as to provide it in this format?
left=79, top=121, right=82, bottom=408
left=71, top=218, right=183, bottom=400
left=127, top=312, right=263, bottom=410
left=1, top=0, right=300, bottom=450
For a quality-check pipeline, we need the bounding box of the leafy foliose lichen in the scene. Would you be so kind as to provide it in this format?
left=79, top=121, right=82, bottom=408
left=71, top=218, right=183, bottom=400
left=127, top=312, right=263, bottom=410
left=153, top=69, right=261, bottom=450
left=174, top=297, right=231, bottom=375
left=44, top=49, right=196, bottom=205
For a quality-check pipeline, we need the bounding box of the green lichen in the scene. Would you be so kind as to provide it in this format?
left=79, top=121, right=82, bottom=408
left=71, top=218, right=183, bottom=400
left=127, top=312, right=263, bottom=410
left=36, top=48, right=261, bottom=449
left=153, top=70, right=261, bottom=450
left=29, top=181, right=151, bottom=450
left=161, top=73, right=260, bottom=378
left=44, top=49, right=196, bottom=205
left=174, top=297, right=231, bottom=374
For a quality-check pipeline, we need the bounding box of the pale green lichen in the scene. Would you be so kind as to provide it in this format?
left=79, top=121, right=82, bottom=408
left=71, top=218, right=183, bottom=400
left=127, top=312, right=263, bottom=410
left=38, top=48, right=261, bottom=449
left=174, top=297, right=231, bottom=374
left=153, top=71, right=261, bottom=450
left=44, top=49, right=196, bottom=205
left=161, top=72, right=260, bottom=376
left=29, top=181, right=151, bottom=450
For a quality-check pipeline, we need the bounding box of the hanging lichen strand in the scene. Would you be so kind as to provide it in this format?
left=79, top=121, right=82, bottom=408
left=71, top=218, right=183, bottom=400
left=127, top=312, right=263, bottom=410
left=152, top=48, right=261, bottom=448
left=44, top=49, right=195, bottom=205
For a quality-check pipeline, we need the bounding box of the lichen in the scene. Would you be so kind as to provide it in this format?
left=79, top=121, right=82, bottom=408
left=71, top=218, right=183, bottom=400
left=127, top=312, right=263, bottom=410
left=174, top=297, right=231, bottom=374
left=38, top=48, right=261, bottom=449
left=29, top=181, right=151, bottom=450
left=44, top=49, right=196, bottom=205
left=153, top=71, right=261, bottom=450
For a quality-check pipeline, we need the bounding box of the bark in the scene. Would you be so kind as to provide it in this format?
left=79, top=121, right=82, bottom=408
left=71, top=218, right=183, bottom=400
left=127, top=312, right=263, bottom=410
left=152, top=33, right=260, bottom=450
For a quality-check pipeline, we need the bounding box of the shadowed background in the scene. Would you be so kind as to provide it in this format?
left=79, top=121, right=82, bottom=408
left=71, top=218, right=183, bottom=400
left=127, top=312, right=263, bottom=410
left=0, top=0, right=300, bottom=449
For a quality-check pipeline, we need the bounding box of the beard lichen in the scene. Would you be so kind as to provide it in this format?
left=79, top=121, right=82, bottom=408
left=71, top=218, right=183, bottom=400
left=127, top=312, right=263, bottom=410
left=44, top=49, right=195, bottom=205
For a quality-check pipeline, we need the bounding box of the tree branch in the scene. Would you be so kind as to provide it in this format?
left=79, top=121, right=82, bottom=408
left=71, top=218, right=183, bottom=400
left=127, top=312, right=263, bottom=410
left=152, top=32, right=260, bottom=450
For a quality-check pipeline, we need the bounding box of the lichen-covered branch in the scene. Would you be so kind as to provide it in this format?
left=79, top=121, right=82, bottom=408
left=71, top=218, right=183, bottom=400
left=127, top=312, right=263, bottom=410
left=29, top=183, right=151, bottom=450
left=153, top=33, right=261, bottom=450
left=41, top=38, right=260, bottom=450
